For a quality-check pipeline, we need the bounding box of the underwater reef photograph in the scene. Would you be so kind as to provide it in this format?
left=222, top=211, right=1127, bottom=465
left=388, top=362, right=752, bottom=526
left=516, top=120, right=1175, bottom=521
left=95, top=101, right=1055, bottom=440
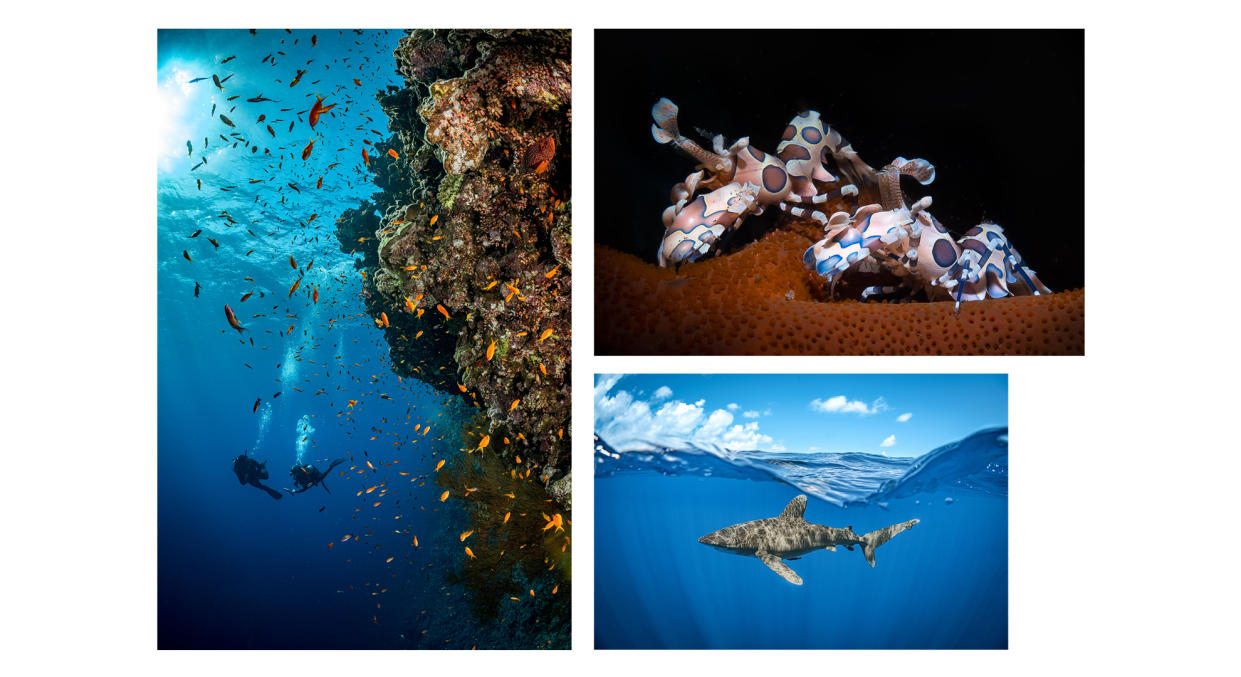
left=594, top=373, right=1008, bottom=649
left=158, top=28, right=570, bottom=649
left=595, top=29, right=1083, bottom=355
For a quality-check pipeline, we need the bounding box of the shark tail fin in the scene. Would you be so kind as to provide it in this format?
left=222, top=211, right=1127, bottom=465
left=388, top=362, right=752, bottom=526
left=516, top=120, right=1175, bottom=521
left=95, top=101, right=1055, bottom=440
left=860, top=519, right=919, bottom=567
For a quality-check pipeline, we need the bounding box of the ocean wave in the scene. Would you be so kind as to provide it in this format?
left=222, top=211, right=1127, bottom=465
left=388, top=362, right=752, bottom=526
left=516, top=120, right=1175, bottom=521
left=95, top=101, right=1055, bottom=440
left=595, top=427, right=1007, bottom=506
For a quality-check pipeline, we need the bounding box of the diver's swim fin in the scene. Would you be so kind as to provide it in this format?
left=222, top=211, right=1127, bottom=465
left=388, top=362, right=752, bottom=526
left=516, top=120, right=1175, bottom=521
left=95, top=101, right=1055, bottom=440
left=321, top=478, right=330, bottom=494
left=261, top=485, right=282, bottom=500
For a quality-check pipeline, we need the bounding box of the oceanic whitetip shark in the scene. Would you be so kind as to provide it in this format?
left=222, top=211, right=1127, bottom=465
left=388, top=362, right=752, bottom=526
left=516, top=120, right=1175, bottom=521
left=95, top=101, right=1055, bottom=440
left=697, top=495, right=919, bottom=585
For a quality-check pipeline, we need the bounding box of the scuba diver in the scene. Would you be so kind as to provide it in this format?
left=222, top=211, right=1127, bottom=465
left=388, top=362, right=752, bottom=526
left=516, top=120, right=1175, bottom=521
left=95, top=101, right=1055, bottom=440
left=286, top=458, right=346, bottom=495
left=232, top=454, right=282, bottom=500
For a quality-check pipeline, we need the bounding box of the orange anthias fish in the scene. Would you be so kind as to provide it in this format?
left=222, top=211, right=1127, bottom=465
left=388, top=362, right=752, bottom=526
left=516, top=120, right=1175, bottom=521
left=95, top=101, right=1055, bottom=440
left=539, top=328, right=553, bottom=342
left=386, top=149, right=399, bottom=159
left=224, top=304, right=245, bottom=334
left=478, top=435, right=490, bottom=450
left=459, top=530, right=473, bottom=542
left=435, top=459, right=445, bottom=472
left=288, top=277, right=302, bottom=297
left=436, top=304, right=450, bottom=320
left=308, top=94, right=336, bottom=128
left=464, top=546, right=475, bottom=559
left=312, top=286, right=319, bottom=303
left=543, top=513, right=564, bottom=533
left=289, top=255, right=297, bottom=269
left=301, top=139, right=315, bottom=160
left=376, top=312, right=390, bottom=328
left=362, top=148, right=369, bottom=165
left=509, top=399, right=520, bottom=412
left=440, top=490, right=450, bottom=502
left=485, top=341, right=496, bottom=361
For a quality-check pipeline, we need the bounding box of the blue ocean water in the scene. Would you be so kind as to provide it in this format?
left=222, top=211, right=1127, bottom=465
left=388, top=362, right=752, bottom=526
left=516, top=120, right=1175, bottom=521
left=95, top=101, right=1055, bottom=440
left=157, top=29, right=559, bottom=649
left=594, top=428, right=1008, bottom=649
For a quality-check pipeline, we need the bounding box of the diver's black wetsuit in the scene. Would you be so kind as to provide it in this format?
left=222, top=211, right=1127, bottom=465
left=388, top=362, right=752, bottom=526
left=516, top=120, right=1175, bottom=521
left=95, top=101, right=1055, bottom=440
left=232, top=455, right=282, bottom=500
left=286, top=458, right=346, bottom=494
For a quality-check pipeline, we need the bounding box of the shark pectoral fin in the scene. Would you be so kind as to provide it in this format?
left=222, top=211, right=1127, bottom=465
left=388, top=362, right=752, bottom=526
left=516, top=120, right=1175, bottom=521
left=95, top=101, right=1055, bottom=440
left=824, top=546, right=836, bottom=552
left=757, top=550, right=803, bottom=585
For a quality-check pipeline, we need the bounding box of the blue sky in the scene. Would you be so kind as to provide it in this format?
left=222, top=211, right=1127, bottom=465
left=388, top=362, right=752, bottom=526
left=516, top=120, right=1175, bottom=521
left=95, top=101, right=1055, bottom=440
left=594, top=374, right=1007, bottom=457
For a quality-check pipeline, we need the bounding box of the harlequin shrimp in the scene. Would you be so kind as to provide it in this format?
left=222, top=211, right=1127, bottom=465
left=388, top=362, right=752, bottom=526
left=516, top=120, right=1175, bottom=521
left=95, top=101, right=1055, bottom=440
left=650, top=98, right=858, bottom=266
left=650, top=98, right=1052, bottom=310
left=800, top=154, right=1050, bottom=310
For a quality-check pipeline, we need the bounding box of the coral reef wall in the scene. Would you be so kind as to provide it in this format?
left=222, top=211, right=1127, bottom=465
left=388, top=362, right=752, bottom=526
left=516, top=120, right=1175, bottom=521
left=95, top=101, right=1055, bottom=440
left=335, top=29, right=571, bottom=469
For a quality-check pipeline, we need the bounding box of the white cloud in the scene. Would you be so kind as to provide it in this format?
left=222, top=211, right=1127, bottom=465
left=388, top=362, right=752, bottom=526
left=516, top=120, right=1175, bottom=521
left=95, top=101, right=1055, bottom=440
left=726, top=403, right=740, bottom=411
left=594, top=377, right=777, bottom=452
left=652, top=386, right=673, bottom=400
left=654, top=400, right=706, bottom=436
left=719, top=421, right=774, bottom=449
left=897, top=412, right=912, bottom=422
left=810, top=395, right=888, bottom=416
left=595, top=374, right=623, bottom=399
left=880, top=434, right=896, bottom=448
left=742, top=410, right=760, bottom=418
left=694, top=409, right=734, bottom=441
left=762, top=409, right=772, bottom=416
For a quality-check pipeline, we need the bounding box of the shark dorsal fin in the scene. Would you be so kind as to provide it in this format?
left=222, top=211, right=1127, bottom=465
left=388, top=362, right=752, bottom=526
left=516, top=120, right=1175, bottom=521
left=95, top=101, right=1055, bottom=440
left=778, top=495, right=808, bottom=520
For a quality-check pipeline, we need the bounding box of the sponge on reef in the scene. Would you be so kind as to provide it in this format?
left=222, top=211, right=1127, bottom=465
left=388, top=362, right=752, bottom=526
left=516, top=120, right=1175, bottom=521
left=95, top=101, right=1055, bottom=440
left=595, top=230, right=1084, bottom=355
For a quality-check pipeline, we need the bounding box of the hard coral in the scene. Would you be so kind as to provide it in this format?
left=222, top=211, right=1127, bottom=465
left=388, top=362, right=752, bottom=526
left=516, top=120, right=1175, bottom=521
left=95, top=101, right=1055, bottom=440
left=418, top=33, right=570, bottom=176
left=595, top=231, right=1084, bottom=355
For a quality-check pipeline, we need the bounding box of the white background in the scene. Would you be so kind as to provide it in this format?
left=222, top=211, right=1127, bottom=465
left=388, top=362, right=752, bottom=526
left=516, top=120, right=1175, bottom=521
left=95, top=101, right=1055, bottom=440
left=2, top=0, right=1238, bottom=674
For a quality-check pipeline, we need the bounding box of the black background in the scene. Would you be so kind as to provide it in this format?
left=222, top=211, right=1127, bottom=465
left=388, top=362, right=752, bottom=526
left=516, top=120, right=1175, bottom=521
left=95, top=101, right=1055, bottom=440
left=594, top=29, right=1084, bottom=290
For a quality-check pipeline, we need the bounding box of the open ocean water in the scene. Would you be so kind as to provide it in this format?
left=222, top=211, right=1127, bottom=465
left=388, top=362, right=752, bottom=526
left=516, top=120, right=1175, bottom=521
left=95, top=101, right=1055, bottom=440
left=595, top=428, right=1008, bottom=649
left=157, top=29, right=566, bottom=650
